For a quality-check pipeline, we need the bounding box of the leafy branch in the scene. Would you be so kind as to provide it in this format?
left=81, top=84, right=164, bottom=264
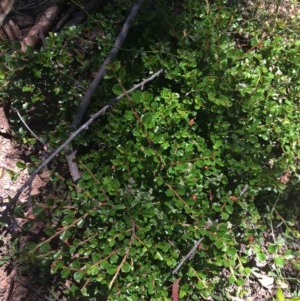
left=108, top=221, right=136, bottom=290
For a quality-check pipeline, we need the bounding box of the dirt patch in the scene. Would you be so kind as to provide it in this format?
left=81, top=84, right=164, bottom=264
left=0, top=108, right=50, bottom=301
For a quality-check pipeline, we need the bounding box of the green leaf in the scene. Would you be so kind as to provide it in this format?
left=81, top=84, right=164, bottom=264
left=70, top=261, right=80, bottom=269
left=267, top=244, right=278, bottom=254
left=59, top=230, right=72, bottom=241
left=108, top=238, right=115, bottom=247
left=76, top=219, right=84, bottom=228
left=74, top=271, right=85, bottom=282
left=0, top=255, right=10, bottom=266
left=257, top=252, right=266, bottom=261
left=142, top=112, right=155, bottom=128
left=110, top=254, right=118, bottom=264
left=81, top=287, right=89, bottom=297
left=100, top=261, right=108, bottom=270
left=155, top=251, right=164, bottom=260
left=227, top=247, right=236, bottom=257
left=224, top=204, right=233, bottom=214
left=121, top=262, right=131, bottom=273
left=39, top=241, right=50, bottom=253
left=22, top=85, right=33, bottom=92
left=276, top=288, right=285, bottom=301
left=112, top=84, right=123, bottom=95
left=32, top=206, right=45, bottom=217
left=292, top=262, right=300, bottom=271
left=16, top=161, right=26, bottom=169
left=221, top=211, right=229, bottom=220
left=215, top=240, right=223, bottom=249
left=274, top=257, right=285, bottom=267
left=107, top=266, right=117, bottom=275
left=61, top=269, right=71, bottom=279
left=88, top=265, right=100, bottom=276
left=283, top=250, right=294, bottom=260
left=107, top=61, right=121, bottom=72
left=124, top=110, right=134, bottom=121
left=91, top=254, right=101, bottom=264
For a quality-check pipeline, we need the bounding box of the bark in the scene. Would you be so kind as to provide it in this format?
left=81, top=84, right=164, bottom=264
left=21, top=4, right=61, bottom=51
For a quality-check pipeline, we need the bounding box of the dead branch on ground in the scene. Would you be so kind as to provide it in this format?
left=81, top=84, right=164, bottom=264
left=65, top=0, right=144, bottom=182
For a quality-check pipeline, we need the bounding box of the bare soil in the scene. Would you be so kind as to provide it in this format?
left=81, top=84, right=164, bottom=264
left=0, top=108, right=50, bottom=301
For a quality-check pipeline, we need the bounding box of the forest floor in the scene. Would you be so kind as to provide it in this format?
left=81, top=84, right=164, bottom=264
left=0, top=108, right=50, bottom=301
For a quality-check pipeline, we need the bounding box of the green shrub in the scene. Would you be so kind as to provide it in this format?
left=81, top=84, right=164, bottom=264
left=1, top=0, right=299, bottom=300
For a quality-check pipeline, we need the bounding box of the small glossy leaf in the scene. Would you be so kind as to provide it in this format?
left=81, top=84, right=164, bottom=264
left=60, top=230, right=72, bottom=241
left=110, top=254, right=118, bottom=264
left=142, top=112, right=155, bottom=128
left=16, top=161, right=26, bottom=169
left=61, top=269, right=71, bottom=279
left=74, top=271, right=85, bottom=282
left=274, top=257, right=285, bottom=267
left=107, top=266, right=117, bottom=275
left=121, top=262, right=131, bottom=273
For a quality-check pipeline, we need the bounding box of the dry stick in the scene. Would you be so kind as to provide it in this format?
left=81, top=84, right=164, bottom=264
left=21, top=5, right=60, bottom=51
left=65, top=0, right=144, bottom=182
left=171, top=219, right=218, bottom=275
left=14, top=108, right=47, bottom=147
left=71, top=0, right=144, bottom=130
left=0, top=0, right=15, bottom=27
left=172, top=238, right=204, bottom=275
left=0, top=69, right=163, bottom=224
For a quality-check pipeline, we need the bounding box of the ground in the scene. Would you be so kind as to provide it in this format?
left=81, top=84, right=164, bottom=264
left=0, top=108, right=50, bottom=301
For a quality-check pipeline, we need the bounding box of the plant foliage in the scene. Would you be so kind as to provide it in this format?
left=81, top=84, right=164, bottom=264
left=0, top=0, right=299, bottom=300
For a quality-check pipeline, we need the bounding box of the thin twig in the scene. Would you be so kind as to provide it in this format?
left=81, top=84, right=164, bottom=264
left=172, top=238, right=204, bottom=275
left=239, top=184, right=248, bottom=196
left=14, top=108, right=47, bottom=147
left=0, top=69, right=163, bottom=224
left=166, top=183, right=188, bottom=207
left=108, top=221, right=136, bottom=290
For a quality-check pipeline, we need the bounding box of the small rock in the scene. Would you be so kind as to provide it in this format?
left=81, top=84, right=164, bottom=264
left=3, top=183, right=10, bottom=190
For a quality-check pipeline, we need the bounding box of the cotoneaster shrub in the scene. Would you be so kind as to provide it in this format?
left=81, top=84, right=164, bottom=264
left=0, top=0, right=299, bottom=300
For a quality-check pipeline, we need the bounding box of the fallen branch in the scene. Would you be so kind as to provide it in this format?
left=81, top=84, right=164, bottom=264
left=0, top=0, right=14, bottom=27
left=0, top=69, right=163, bottom=225
left=0, top=0, right=21, bottom=41
left=65, top=0, right=144, bottom=182
left=71, top=0, right=144, bottom=130
left=21, top=4, right=61, bottom=51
